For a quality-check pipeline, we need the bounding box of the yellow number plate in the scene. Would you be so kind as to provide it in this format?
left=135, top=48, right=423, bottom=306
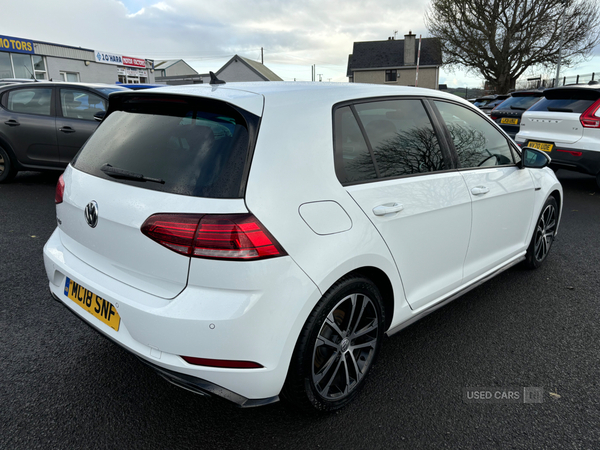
left=527, top=141, right=553, bottom=152
left=64, top=278, right=121, bottom=331
left=501, top=118, right=519, bottom=125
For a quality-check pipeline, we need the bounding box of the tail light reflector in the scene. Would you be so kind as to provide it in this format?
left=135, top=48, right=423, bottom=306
left=141, top=213, right=286, bottom=260
left=55, top=174, right=65, bottom=204
left=580, top=99, right=600, bottom=128
left=181, top=356, right=263, bottom=369
left=556, top=149, right=583, bottom=157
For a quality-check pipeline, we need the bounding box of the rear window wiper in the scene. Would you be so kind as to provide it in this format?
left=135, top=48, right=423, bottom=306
left=547, top=107, right=573, bottom=112
left=101, top=163, right=165, bottom=184
left=510, top=106, right=527, bottom=110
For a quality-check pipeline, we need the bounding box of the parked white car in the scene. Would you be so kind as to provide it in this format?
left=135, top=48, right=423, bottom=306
left=43, top=81, right=562, bottom=412
left=516, top=84, right=600, bottom=188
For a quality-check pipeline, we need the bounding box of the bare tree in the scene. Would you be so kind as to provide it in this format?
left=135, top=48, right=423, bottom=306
left=425, top=0, right=600, bottom=93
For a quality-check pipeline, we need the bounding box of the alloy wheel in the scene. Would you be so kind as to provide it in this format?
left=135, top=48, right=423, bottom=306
left=533, top=203, right=557, bottom=262
left=311, top=292, right=379, bottom=400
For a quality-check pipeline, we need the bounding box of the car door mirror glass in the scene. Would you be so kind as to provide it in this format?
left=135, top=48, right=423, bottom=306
left=522, top=147, right=550, bottom=169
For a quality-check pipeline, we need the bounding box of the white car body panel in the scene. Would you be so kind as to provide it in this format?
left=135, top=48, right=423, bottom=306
left=347, top=172, right=471, bottom=310
left=460, top=166, right=535, bottom=280
left=518, top=111, right=584, bottom=144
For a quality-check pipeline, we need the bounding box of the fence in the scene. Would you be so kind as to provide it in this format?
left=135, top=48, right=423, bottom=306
left=515, top=72, right=599, bottom=90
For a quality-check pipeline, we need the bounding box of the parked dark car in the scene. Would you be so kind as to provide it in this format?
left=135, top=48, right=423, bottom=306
left=0, top=82, right=128, bottom=182
left=489, top=90, right=545, bottom=139
left=476, top=94, right=511, bottom=115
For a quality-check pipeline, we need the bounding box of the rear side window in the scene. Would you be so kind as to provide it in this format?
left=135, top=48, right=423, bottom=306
left=529, top=89, right=599, bottom=114
left=6, top=88, right=52, bottom=116
left=334, top=99, right=446, bottom=184
left=73, top=97, right=256, bottom=198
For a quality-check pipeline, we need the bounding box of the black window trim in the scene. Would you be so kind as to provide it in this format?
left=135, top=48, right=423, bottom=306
left=428, top=98, right=520, bottom=171
left=332, top=95, right=456, bottom=186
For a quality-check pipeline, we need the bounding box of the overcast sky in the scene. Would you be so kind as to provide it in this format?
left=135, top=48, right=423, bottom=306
left=2, top=0, right=599, bottom=87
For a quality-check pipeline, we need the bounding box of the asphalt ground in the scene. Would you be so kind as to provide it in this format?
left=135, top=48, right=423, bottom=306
left=1, top=169, right=599, bottom=449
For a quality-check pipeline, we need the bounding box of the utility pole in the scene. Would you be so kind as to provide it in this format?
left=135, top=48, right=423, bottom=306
left=261, top=47, right=263, bottom=64
left=415, top=35, right=422, bottom=87
left=555, top=1, right=567, bottom=87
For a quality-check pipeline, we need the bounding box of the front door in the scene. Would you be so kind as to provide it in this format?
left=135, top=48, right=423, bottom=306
left=433, top=100, right=535, bottom=281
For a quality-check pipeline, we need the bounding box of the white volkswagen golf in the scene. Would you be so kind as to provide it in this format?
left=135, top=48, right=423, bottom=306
left=43, top=81, right=562, bottom=412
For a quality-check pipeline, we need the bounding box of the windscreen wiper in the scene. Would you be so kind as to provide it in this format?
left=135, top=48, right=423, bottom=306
left=100, top=163, right=165, bottom=184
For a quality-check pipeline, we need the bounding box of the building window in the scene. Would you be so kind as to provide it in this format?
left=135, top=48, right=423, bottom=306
left=32, top=55, right=47, bottom=80
left=0, top=53, right=47, bottom=79
left=0, top=53, right=12, bottom=78
left=385, top=69, right=397, bottom=82
left=60, top=72, right=80, bottom=82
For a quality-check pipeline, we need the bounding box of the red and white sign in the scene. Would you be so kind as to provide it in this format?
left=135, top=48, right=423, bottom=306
left=122, top=56, right=146, bottom=68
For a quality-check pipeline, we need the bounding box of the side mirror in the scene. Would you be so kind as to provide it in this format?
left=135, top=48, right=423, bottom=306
left=521, top=147, right=551, bottom=169
left=94, top=111, right=106, bottom=122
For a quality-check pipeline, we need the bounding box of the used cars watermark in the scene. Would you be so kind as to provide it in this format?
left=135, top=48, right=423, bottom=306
left=463, top=387, right=546, bottom=404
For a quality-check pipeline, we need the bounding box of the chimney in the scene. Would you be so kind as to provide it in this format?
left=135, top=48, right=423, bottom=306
left=404, top=31, right=415, bottom=66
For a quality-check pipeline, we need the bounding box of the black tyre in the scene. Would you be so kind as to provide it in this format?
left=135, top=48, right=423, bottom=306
left=0, top=146, right=17, bottom=183
left=282, top=275, right=385, bottom=412
left=524, top=196, right=558, bottom=269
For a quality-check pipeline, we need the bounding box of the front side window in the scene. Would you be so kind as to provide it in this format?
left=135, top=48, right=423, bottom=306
left=6, top=88, right=52, bottom=116
left=385, top=69, right=397, bottom=82
left=355, top=99, right=446, bottom=178
left=60, top=89, right=107, bottom=121
left=434, top=101, right=515, bottom=168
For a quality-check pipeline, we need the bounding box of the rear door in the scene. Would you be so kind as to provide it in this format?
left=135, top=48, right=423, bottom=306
left=56, top=87, right=105, bottom=163
left=335, top=98, right=472, bottom=310
left=0, top=85, right=59, bottom=166
left=432, top=100, right=535, bottom=281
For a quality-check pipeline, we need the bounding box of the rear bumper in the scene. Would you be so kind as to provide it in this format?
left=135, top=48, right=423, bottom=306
left=43, top=227, right=321, bottom=404
left=51, top=291, right=277, bottom=407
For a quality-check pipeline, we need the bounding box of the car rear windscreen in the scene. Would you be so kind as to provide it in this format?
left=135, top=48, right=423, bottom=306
left=73, top=97, right=258, bottom=198
left=495, top=95, right=541, bottom=111
left=529, top=89, right=600, bottom=114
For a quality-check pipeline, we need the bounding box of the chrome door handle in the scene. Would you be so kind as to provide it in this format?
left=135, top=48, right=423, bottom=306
left=4, top=119, right=19, bottom=126
left=373, top=203, right=404, bottom=216
left=471, top=186, right=490, bottom=195
left=59, top=126, right=76, bottom=133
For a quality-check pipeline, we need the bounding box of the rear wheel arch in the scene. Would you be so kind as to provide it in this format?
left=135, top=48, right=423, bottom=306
left=348, top=266, right=394, bottom=332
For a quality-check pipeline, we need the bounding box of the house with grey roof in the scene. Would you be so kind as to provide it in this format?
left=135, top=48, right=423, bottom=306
left=216, top=55, right=283, bottom=82
left=347, top=32, right=442, bottom=89
left=154, top=59, right=205, bottom=85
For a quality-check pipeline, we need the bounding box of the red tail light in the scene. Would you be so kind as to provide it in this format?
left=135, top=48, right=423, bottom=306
left=181, top=356, right=263, bottom=369
left=55, top=174, right=65, bottom=204
left=141, top=213, right=286, bottom=260
left=490, top=115, right=499, bottom=121
left=580, top=99, right=600, bottom=128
